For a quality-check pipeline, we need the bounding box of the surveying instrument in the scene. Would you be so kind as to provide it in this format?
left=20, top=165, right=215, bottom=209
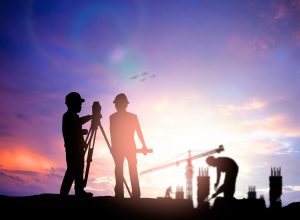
left=83, top=101, right=153, bottom=198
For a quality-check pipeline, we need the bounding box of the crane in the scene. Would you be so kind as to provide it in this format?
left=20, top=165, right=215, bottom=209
left=140, top=145, right=224, bottom=200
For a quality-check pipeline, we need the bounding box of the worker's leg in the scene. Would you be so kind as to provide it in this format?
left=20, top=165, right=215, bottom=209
left=60, top=167, right=74, bottom=195
left=223, top=184, right=233, bottom=198
left=224, top=173, right=237, bottom=198
left=60, top=150, right=75, bottom=195
left=127, top=153, right=140, bottom=198
left=114, top=153, right=125, bottom=198
left=74, top=154, right=85, bottom=196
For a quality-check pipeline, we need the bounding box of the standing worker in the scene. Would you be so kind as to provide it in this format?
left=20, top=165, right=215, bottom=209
left=206, top=156, right=238, bottom=199
left=110, top=93, right=148, bottom=199
left=60, top=92, right=93, bottom=197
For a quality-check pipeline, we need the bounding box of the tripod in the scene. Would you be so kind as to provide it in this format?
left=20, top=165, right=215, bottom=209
left=83, top=101, right=133, bottom=197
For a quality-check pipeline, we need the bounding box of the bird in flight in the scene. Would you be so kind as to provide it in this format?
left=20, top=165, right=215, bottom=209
left=130, top=75, right=139, bottom=80
left=130, top=72, right=156, bottom=82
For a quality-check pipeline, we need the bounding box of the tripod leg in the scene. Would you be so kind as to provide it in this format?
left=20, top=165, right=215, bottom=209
left=123, top=176, right=133, bottom=197
left=98, top=123, right=133, bottom=198
left=84, top=127, right=93, bottom=154
left=85, top=127, right=92, bottom=142
left=83, top=128, right=97, bottom=187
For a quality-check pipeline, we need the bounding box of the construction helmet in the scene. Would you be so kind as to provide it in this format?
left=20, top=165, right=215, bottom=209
left=113, top=93, right=129, bottom=104
left=206, top=156, right=215, bottom=165
left=65, top=92, right=85, bottom=105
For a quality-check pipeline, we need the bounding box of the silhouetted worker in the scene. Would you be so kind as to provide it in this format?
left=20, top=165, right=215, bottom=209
left=206, top=156, right=238, bottom=199
left=60, top=92, right=93, bottom=197
left=165, top=186, right=173, bottom=198
left=110, top=93, right=148, bottom=198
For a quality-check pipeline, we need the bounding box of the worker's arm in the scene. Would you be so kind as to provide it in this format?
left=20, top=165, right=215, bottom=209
left=212, top=184, right=225, bottom=198
left=215, top=168, right=221, bottom=189
left=135, top=116, right=146, bottom=148
left=109, top=116, right=114, bottom=149
left=80, top=115, right=92, bottom=125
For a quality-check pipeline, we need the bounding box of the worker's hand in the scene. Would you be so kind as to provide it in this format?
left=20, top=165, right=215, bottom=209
left=82, top=129, right=88, bottom=135
left=83, top=142, right=88, bottom=152
left=142, top=146, right=148, bottom=155
left=214, top=183, right=218, bottom=190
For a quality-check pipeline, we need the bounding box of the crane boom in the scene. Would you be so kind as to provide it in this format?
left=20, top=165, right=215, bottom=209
left=140, top=145, right=224, bottom=175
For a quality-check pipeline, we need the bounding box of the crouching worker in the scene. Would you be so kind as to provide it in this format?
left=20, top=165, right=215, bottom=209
left=206, top=156, right=238, bottom=199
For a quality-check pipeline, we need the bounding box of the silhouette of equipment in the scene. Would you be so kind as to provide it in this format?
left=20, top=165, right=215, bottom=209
left=140, top=145, right=224, bottom=200
left=83, top=101, right=101, bottom=189
left=136, top=148, right=153, bottom=155
left=83, top=101, right=153, bottom=198
left=140, top=145, right=224, bottom=174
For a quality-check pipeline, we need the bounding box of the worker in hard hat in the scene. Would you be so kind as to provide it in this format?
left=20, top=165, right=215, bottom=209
left=110, top=93, right=148, bottom=199
left=206, top=156, right=239, bottom=199
left=60, top=92, right=93, bottom=197
left=165, top=186, right=173, bottom=198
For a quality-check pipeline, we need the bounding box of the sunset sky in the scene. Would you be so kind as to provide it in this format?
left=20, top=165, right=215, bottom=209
left=1, top=0, right=300, bottom=207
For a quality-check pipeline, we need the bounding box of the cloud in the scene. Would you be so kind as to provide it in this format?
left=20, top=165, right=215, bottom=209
left=283, top=185, right=300, bottom=192
left=220, top=98, right=267, bottom=116
left=293, top=29, right=300, bottom=46
left=46, top=167, right=65, bottom=179
left=240, top=114, right=300, bottom=138
left=217, top=95, right=300, bottom=141
left=0, top=170, right=25, bottom=184
left=0, top=80, right=68, bottom=161
left=273, top=4, right=288, bottom=20
left=0, top=122, right=13, bottom=139
left=226, top=32, right=277, bottom=59
left=16, top=113, right=29, bottom=120
left=16, top=113, right=32, bottom=123
left=239, top=138, right=293, bottom=156
left=0, top=167, right=63, bottom=196
left=0, top=146, right=56, bottom=172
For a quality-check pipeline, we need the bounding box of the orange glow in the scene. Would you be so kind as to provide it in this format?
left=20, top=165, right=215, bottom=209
left=0, top=146, right=56, bottom=172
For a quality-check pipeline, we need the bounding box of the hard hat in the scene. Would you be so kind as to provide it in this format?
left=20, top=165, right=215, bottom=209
left=65, top=92, right=85, bottom=105
left=206, top=156, right=215, bottom=165
left=113, top=93, right=129, bottom=104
